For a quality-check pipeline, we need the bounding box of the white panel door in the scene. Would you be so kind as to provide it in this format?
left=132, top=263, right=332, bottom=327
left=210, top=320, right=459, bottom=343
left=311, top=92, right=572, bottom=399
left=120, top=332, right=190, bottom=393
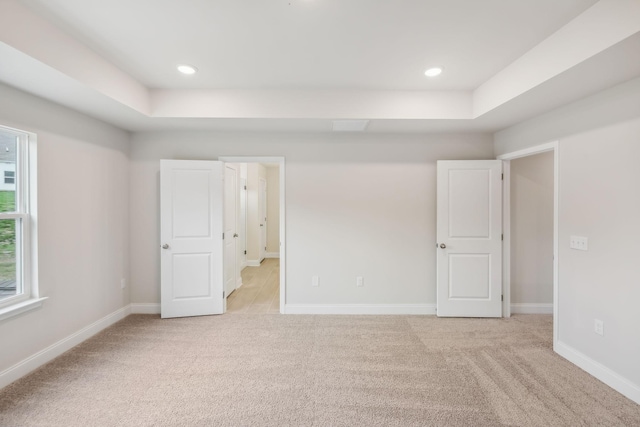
left=436, top=160, right=503, bottom=317
left=223, top=164, right=238, bottom=299
left=259, top=177, right=267, bottom=261
left=160, top=160, right=224, bottom=318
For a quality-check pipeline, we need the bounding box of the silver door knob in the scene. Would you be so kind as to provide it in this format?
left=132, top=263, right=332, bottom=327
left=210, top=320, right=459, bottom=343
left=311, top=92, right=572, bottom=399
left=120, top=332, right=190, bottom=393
left=260, top=224, right=264, bottom=227
left=439, top=243, right=446, bottom=249
left=162, top=244, right=170, bottom=249
left=233, top=233, right=238, bottom=238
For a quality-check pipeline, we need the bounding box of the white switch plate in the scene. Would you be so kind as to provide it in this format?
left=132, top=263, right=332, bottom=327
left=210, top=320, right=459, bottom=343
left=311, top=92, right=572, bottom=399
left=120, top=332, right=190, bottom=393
left=312, top=276, right=319, bottom=287
left=594, top=319, right=604, bottom=336
left=570, top=235, right=588, bottom=251
left=120, top=278, right=126, bottom=289
left=356, top=276, right=364, bottom=287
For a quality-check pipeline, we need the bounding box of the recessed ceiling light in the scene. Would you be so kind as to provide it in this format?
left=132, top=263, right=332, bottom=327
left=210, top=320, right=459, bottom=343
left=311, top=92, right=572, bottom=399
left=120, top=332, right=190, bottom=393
left=177, top=64, right=197, bottom=75
left=424, top=67, right=443, bottom=77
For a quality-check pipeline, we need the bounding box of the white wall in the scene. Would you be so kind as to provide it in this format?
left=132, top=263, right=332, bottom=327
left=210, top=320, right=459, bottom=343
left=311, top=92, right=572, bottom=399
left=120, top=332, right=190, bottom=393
left=266, top=166, right=280, bottom=255
left=494, top=78, right=640, bottom=402
left=510, top=152, right=554, bottom=305
left=494, top=77, right=640, bottom=156
left=558, top=117, right=640, bottom=389
left=129, top=132, right=493, bottom=308
left=0, top=83, right=130, bottom=373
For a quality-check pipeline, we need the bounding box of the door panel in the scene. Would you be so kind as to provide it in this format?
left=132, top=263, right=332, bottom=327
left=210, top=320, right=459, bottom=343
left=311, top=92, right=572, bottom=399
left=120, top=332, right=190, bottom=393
left=448, top=169, right=491, bottom=238
left=259, top=178, right=267, bottom=261
left=449, top=254, right=490, bottom=298
left=172, top=170, right=212, bottom=238
left=160, top=160, right=224, bottom=319
left=224, top=164, right=238, bottom=298
left=172, top=254, right=212, bottom=298
left=437, top=160, right=502, bottom=317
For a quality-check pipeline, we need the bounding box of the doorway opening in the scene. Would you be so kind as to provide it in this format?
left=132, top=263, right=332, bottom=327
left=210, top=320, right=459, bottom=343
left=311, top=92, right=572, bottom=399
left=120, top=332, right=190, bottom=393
left=220, top=157, right=284, bottom=314
left=499, top=142, right=558, bottom=345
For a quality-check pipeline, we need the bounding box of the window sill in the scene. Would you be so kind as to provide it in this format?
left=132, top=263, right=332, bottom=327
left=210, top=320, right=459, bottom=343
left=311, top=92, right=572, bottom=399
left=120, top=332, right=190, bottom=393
left=0, top=297, right=48, bottom=322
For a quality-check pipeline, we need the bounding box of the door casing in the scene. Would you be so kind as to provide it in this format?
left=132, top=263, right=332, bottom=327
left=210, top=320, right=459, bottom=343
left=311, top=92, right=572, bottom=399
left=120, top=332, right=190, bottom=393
left=498, top=141, right=559, bottom=348
left=219, top=156, right=286, bottom=314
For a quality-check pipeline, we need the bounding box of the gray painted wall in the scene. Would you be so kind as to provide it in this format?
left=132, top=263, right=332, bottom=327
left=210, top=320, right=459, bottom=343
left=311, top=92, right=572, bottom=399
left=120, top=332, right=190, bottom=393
left=128, top=132, right=494, bottom=307
left=0, top=83, right=130, bottom=373
left=494, top=78, right=640, bottom=397
left=510, top=152, right=554, bottom=305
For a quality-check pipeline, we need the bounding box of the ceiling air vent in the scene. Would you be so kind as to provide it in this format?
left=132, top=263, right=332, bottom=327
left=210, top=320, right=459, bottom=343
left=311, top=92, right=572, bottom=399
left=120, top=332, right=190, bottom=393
left=332, top=120, right=370, bottom=132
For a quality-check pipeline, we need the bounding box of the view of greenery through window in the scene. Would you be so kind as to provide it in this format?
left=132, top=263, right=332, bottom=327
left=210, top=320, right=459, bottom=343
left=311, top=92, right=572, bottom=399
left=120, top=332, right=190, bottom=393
left=0, top=130, right=17, bottom=300
left=0, top=192, right=16, bottom=283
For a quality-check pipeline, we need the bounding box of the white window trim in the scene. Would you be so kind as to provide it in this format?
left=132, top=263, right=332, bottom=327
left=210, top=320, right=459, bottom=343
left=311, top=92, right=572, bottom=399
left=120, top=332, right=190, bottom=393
left=0, top=126, right=44, bottom=321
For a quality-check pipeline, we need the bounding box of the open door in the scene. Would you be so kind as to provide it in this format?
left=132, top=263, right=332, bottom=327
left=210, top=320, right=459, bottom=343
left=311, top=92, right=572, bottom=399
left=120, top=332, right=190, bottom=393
left=436, top=160, right=503, bottom=317
left=223, top=163, right=239, bottom=298
left=160, top=160, right=224, bottom=318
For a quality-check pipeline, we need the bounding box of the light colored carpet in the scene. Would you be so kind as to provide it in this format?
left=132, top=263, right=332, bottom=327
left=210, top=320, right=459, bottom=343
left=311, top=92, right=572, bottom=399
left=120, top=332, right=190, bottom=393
left=1, top=314, right=639, bottom=426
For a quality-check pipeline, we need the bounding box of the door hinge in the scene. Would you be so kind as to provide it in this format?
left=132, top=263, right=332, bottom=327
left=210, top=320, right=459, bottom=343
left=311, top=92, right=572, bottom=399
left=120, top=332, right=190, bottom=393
left=223, top=291, right=225, bottom=298
left=501, top=173, right=504, bottom=180
left=222, top=233, right=225, bottom=240
left=244, top=250, right=247, bottom=255
left=244, top=185, right=247, bottom=190
left=501, top=295, right=504, bottom=302
left=501, top=234, right=504, bottom=241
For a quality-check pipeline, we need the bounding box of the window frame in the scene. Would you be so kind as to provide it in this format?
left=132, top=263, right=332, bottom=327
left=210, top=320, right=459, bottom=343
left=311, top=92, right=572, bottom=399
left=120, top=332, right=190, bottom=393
left=0, top=125, right=43, bottom=321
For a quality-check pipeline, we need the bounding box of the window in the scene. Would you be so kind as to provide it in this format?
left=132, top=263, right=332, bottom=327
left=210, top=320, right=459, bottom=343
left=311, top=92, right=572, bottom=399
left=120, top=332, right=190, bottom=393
left=4, top=171, right=15, bottom=184
left=0, top=125, right=42, bottom=321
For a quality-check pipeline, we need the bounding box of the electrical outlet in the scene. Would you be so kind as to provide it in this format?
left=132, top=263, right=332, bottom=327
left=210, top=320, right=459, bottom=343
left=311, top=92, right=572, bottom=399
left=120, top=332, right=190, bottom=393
left=570, top=236, right=588, bottom=251
left=356, top=276, right=364, bottom=287
left=311, top=276, right=319, bottom=287
left=594, top=319, right=604, bottom=336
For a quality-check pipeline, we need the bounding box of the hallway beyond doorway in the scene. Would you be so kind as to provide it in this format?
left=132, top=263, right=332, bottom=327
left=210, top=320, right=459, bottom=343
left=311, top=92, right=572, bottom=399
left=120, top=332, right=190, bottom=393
left=227, top=259, right=280, bottom=314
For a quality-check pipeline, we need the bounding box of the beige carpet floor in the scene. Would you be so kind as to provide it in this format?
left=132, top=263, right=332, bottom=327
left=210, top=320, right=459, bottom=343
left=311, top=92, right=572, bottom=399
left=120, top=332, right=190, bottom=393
left=1, top=314, right=639, bottom=426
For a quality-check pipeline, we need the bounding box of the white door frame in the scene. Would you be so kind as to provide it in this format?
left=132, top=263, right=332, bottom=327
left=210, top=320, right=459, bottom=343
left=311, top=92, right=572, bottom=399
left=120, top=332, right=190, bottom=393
left=498, top=141, right=559, bottom=347
left=219, top=156, right=286, bottom=314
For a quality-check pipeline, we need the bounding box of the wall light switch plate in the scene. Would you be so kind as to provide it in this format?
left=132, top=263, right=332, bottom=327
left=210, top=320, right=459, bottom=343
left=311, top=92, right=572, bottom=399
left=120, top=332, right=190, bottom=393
left=312, top=276, right=319, bottom=287
left=356, top=276, right=364, bottom=287
left=570, top=236, right=588, bottom=251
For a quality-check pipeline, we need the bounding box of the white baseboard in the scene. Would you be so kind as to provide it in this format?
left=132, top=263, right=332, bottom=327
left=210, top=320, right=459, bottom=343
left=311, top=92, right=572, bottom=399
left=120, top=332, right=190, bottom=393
left=245, top=260, right=261, bottom=267
left=0, top=305, right=131, bottom=390
left=265, top=252, right=280, bottom=258
left=555, top=340, right=640, bottom=405
left=130, top=303, right=160, bottom=314
left=510, top=303, right=553, bottom=314
left=236, top=278, right=243, bottom=289
left=284, top=304, right=436, bottom=315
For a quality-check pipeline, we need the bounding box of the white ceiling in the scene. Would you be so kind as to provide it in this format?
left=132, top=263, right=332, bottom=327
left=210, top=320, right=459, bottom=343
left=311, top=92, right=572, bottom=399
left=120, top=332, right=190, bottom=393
left=20, top=0, right=597, bottom=90
left=1, top=0, right=639, bottom=133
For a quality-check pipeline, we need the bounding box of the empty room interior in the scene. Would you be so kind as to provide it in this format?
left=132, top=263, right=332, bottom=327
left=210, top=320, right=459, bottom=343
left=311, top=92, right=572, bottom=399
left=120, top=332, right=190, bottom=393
left=0, top=0, right=639, bottom=425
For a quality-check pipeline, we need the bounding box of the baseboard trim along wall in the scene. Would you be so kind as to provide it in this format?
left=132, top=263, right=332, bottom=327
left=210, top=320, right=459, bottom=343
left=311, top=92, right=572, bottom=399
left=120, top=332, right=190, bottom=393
left=510, top=303, right=553, bottom=314
left=245, top=260, right=261, bottom=267
left=555, top=340, right=640, bottom=405
left=265, top=252, right=280, bottom=258
left=0, top=305, right=131, bottom=390
left=284, top=304, right=436, bottom=315
left=130, top=303, right=161, bottom=314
